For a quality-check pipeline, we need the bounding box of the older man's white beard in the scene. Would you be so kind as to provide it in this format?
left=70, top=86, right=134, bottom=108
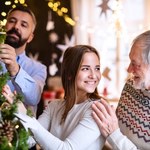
left=133, top=80, right=146, bottom=90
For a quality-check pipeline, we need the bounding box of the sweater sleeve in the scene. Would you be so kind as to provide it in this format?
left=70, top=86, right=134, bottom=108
left=34, top=105, right=103, bottom=150
left=16, top=101, right=104, bottom=150
left=107, top=128, right=140, bottom=150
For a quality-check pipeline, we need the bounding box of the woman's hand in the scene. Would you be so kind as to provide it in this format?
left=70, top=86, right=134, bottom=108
left=2, top=84, right=27, bottom=114
left=2, top=84, right=15, bottom=104
left=92, top=99, right=119, bottom=138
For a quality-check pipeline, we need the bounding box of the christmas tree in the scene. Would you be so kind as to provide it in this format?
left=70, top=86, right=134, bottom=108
left=0, top=24, right=30, bottom=150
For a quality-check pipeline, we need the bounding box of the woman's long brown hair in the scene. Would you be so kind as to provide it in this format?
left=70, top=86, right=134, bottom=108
left=61, top=45, right=101, bottom=123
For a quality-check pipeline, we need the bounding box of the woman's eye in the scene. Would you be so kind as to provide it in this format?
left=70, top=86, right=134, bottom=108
left=81, top=67, right=89, bottom=71
left=95, top=67, right=100, bottom=71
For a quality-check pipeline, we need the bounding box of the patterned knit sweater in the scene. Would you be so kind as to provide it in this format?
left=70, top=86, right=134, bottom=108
left=116, top=79, right=150, bottom=150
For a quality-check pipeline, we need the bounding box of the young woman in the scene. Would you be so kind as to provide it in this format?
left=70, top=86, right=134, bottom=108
left=3, top=45, right=105, bottom=150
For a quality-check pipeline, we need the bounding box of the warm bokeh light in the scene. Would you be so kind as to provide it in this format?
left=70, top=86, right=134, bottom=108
left=5, top=1, right=11, bottom=5
left=47, top=0, right=75, bottom=26
left=1, top=12, right=7, bottom=17
left=19, top=0, right=25, bottom=4
left=14, top=0, right=19, bottom=4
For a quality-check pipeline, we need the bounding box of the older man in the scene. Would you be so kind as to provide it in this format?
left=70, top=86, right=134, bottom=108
left=92, top=30, right=150, bottom=150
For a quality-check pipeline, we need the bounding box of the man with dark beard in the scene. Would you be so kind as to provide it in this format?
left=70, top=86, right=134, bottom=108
left=0, top=6, right=47, bottom=116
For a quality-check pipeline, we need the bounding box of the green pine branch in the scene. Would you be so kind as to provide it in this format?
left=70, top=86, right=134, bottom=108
left=0, top=64, right=30, bottom=150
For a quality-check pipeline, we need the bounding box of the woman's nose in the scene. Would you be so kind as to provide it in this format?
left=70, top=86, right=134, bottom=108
left=89, top=71, right=96, bottom=78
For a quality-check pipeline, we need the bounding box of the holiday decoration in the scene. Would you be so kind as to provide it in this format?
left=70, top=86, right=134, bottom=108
left=0, top=65, right=30, bottom=150
left=102, top=67, right=111, bottom=97
left=46, top=0, right=75, bottom=26
left=46, top=11, right=55, bottom=31
left=48, top=31, right=59, bottom=43
left=0, top=1, right=28, bottom=25
left=102, top=67, right=111, bottom=81
left=28, top=52, right=41, bottom=63
left=0, top=27, right=30, bottom=149
left=57, top=35, right=75, bottom=62
left=48, top=55, right=58, bottom=76
left=98, top=0, right=112, bottom=17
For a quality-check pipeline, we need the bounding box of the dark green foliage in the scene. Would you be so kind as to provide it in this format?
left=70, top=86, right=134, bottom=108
left=0, top=64, right=30, bottom=150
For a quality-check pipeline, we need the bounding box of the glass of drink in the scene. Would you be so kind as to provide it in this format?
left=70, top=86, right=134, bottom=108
left=0, top=25, right=6, bottom=44
left=0, top=29, right=6, bottom=44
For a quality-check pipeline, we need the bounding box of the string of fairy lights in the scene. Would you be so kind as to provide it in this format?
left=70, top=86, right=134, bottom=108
left=0, top=0, right=27, bottom=26
left=0, top=0, right=75, bottom=26
left=47, top=0, right=75, bottom=26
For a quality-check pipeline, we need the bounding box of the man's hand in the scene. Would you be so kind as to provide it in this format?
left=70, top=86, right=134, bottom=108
left=92, top=99, right=119, bottom=138
left=0, top=44, right=19, bottom=76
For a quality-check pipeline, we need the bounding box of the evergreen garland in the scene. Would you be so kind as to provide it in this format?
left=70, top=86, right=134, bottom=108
left=0, top=63, right=30, bottom=150
left=0, top=25, right=30, bottom=150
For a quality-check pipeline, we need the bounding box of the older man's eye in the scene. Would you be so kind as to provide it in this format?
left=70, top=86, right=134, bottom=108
left=131, top=62, right=140, bottom=68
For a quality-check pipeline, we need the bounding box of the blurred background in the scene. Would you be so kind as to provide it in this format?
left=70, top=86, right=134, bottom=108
left=1, top=0, right=150, bottom=112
